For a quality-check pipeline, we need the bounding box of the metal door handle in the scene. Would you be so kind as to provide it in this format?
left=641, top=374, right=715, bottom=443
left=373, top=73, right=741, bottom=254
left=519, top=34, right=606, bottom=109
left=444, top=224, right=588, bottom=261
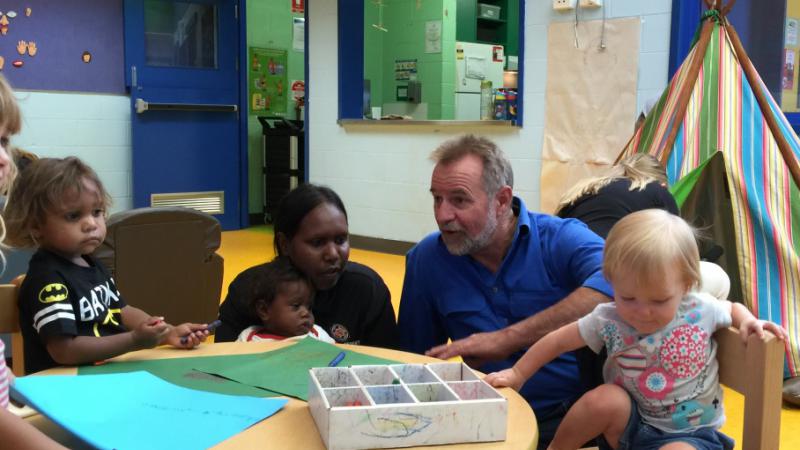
left=135, top=98, right=238, bottom=114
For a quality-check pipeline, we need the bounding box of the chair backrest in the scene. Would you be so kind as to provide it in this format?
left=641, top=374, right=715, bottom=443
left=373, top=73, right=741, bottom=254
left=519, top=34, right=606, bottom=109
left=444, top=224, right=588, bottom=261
left=92, top=207, right=224, bottom=326
left=715, top=326, right=784, bottom=450
left=0, top=279, right=23, bottom=376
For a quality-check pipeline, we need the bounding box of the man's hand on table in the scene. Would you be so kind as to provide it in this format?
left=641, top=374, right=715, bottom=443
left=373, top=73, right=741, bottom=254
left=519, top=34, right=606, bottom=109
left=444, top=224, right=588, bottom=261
left=425, top=328, right=522, bottom=368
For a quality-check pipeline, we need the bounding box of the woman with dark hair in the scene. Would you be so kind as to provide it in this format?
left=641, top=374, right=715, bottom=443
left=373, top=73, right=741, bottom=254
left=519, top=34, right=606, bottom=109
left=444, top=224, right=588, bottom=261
left=215, top=184, right=399, bottom=348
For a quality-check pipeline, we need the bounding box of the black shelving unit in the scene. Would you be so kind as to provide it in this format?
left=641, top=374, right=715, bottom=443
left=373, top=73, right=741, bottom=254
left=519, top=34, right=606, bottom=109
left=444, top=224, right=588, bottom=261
left=258, top=116, right=305, bottom=223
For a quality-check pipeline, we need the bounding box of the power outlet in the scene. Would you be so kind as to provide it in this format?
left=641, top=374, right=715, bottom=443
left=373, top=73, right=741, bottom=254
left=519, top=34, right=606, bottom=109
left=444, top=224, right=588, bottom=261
left=553, top=0, right=577, bottom=11
left=579, top=0, right=602, bottom=8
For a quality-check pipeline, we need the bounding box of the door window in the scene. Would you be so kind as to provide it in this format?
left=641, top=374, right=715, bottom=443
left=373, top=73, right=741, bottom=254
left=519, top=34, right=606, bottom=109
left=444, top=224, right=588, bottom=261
left=144, top=0, right=218, bottom=68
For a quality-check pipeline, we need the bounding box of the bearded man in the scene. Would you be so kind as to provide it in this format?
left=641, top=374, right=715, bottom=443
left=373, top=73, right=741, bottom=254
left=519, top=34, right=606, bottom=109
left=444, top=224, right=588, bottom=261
left=397, top=134, right=613, bottom=449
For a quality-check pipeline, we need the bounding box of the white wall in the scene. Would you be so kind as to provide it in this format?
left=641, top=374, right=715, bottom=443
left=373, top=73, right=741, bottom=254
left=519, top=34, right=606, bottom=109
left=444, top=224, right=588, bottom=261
left=13, top=91, right=133, bottom=213
left=308, top=0, right=672, bottom=243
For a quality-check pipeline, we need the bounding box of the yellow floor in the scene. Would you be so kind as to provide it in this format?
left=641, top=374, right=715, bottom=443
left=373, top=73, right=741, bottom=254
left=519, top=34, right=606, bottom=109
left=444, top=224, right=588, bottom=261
left=218, top=226, right=800, bottom=449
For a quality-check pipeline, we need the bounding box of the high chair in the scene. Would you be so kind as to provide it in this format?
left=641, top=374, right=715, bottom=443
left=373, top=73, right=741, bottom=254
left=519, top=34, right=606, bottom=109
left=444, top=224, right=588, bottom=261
left=92, top=207, right=224, bottom=326
left=580, top=326, right=783, bottom=450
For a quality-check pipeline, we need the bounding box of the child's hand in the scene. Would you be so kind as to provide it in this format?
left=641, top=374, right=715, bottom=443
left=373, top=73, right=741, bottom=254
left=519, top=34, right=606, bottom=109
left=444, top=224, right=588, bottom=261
left=484, top=367, right=525, bottom=391
left=131, top=317, right=171, bottom=350
left=739, top=317, right=788, bottom=343
left=163, top=323, right=210, bottom=349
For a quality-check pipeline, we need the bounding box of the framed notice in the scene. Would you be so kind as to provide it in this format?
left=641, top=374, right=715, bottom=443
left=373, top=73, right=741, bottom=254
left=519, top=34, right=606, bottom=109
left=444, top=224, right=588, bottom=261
left=249, top=47, right=288, bottom=114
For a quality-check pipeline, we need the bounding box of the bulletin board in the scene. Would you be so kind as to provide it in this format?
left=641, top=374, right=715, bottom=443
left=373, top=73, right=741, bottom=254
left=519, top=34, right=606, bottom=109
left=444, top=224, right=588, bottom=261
left=249, top=47, right=288, bottom=114
left=0, top=0, right=124, bottom=94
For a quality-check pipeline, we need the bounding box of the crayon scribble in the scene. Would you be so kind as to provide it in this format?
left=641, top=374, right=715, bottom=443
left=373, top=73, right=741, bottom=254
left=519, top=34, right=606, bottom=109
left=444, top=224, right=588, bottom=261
left=362, top=412, right=432, bottom=438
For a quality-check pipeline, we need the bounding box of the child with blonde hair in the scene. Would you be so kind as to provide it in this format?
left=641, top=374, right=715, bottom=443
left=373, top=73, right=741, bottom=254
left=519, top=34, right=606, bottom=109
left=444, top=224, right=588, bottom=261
left=4, top=156, right=211, bottom=374
left=0, top=73, right=68, bottom=449
left=486, top=209, right=786, bottom=450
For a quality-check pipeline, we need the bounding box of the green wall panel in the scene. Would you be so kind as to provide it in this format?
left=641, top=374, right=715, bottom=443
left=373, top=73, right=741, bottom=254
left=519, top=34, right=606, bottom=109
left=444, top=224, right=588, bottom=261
left=246, top=0, right=305, bottom=215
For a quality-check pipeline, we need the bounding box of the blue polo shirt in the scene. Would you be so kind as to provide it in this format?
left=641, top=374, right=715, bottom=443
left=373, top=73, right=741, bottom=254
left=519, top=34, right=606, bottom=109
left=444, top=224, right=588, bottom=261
left=398, top=197, right=612, bottom=411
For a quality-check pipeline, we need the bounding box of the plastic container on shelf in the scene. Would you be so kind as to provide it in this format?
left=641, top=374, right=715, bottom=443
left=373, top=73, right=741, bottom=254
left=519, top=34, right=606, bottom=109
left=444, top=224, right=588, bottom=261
left=494, top=89, right=507, bottom=120
left=506, top=89, right=517, bottom=122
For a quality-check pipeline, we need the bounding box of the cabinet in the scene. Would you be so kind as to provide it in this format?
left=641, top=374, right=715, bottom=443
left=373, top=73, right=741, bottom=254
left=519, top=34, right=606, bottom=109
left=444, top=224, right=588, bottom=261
left=456, top=0, right=519, bottom=58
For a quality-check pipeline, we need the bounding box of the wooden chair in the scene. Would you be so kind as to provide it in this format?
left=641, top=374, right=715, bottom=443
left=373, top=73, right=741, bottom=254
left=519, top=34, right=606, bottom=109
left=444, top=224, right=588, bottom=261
left=715, top=326, right=783, bottom=450
left=581, top=326, right=783, bottom=450
left=0, top=279, right=23, bottom=376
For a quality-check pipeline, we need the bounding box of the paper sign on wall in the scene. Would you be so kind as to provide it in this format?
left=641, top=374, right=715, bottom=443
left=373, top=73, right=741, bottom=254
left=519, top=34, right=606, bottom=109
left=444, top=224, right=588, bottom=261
left=784, top=49, right=795, bottom=90
left=466, top=56, right=487, bottom=79
left=395, top=59, right=417, bottom=81
left=787, top=18, right=798, bottom=46
left=293, top=17, right=305, bottom=52
left=292, top=0, right=304, bottom=13
left=425, top=20, right=442, bottom=53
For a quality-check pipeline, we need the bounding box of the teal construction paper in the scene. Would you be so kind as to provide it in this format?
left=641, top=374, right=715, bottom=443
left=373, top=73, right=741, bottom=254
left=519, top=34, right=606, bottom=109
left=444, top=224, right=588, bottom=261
left=12, top=371, right=287, bottom=450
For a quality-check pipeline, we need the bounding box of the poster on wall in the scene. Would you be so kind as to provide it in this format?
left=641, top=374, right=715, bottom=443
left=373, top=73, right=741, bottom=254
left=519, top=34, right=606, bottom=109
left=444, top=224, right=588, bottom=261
left=394, top=59, right=417, bottom=81
left=249, top=47, right=288, bottom=115
left=784, top=49, right=795, bottom=90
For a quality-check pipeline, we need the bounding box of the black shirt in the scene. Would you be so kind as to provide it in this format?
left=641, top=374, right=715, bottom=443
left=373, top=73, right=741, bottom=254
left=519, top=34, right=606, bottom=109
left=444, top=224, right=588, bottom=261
left=557, top=179, right=679, bottom=238
left=216, top=261, right=399, bottom=348
left=19, top=249, right=128, bottom=374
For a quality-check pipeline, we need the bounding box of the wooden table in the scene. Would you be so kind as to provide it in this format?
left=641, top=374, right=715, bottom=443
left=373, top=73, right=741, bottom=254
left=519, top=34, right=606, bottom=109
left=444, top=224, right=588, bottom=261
left=27, top=341, right=538, bottom=449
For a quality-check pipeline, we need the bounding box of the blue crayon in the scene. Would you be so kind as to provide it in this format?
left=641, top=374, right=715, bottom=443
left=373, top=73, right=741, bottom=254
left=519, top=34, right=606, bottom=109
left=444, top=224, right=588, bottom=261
left=180, top=319, right=222, bottom=344
left=328, top=351, right=346, bottom=367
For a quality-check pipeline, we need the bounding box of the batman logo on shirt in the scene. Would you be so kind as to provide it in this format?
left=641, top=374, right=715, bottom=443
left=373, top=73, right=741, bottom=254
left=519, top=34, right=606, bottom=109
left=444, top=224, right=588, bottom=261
left=38, top=283, right=69, bottom=303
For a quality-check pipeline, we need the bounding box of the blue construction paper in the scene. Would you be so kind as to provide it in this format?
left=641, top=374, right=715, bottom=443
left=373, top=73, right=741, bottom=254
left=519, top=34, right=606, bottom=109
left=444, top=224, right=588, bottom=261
left=12, top=371, right=287, bottom=450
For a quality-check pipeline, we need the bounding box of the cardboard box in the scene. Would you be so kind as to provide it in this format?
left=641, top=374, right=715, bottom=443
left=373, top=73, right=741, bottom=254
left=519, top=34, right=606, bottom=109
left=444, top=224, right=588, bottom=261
left=308, top=362, right=508, bottom=449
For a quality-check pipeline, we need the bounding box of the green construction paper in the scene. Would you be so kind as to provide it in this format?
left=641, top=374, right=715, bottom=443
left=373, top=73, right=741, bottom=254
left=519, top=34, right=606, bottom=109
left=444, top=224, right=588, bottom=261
left=194, top=338, right=400, bottom=400
left=78, top=353, right=280, bottom=397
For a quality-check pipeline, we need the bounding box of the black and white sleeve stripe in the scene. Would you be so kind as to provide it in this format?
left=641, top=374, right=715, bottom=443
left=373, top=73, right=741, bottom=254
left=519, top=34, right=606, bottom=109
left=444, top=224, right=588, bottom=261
left=32, top=303, right=76, bottom=332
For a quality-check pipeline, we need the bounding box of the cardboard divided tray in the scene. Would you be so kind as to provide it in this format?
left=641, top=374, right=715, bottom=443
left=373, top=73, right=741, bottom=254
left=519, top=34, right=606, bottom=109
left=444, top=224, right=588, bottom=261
left=308, top=362, right=507, bottom=450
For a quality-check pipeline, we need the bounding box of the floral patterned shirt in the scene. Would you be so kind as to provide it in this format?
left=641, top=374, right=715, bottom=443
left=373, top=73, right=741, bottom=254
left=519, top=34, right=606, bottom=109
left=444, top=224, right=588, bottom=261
left=578, top=292, right=731, bottom=432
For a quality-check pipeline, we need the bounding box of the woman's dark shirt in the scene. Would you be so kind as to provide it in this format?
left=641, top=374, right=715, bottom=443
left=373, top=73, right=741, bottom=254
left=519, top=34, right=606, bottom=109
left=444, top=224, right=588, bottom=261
left=557, top=178, right=679, bottom=238
left=216, top=261, right=399, bottom=348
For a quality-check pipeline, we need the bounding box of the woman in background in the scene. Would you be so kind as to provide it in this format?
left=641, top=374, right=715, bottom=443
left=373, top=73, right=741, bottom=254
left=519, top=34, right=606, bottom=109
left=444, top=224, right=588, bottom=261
left=217, top=184, right=398, bottom=348
left=555, top=153, right=679, bottom=239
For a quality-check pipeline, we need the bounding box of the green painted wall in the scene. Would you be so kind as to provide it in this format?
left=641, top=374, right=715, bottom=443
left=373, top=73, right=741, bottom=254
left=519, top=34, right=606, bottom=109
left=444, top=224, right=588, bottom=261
left=363, top=0, right=456, bottom=120
left=364, top=3, right=385, bottom=109
left=246, top=0, right=304, bottom=215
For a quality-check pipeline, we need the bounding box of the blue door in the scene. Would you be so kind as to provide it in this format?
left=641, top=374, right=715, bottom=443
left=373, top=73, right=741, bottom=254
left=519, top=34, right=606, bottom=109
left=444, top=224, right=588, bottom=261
left=123, top=0, right=245, bottom=229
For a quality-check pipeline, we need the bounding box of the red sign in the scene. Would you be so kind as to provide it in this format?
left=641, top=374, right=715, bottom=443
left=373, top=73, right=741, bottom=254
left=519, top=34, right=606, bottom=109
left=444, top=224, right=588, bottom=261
left=292, top=0, right=304, bottom=13
left=291, top=80, right=305, bottom=100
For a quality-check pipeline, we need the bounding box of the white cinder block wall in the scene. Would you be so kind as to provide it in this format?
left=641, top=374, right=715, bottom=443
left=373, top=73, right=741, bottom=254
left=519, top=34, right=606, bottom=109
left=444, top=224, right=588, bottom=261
left=13, top=91, right=133, bottom=213
left=308, top=0, right=672, bottom=243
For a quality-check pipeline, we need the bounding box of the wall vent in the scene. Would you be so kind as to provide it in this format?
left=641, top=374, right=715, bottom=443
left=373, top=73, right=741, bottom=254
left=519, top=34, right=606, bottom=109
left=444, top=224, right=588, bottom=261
left=150, top=191, right=224, bottom=215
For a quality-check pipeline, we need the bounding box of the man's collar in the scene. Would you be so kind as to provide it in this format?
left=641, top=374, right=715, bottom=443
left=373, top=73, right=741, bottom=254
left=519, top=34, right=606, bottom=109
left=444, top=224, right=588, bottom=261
left=512, top=196, right=530, bottom=236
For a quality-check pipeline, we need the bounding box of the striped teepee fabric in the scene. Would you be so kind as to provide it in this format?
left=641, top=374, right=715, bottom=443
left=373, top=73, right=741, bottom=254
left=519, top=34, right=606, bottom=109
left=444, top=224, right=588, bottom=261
left=619, top=15, right=800, bottom=377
